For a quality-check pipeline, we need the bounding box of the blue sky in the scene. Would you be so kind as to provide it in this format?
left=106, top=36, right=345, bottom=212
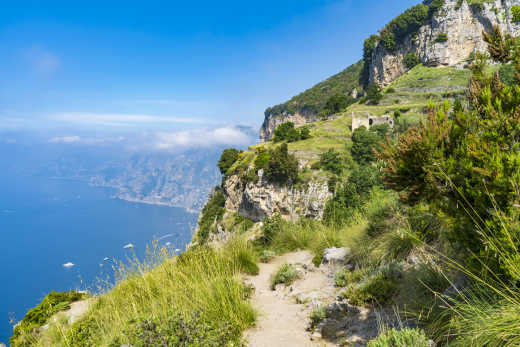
left=0, top=0, right=418, bottom=144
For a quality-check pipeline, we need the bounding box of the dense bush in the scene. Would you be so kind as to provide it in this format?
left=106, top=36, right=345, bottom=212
left=379, top=4, right=429, bottom=51
left=217, top=148, right=240, bottom=176
left=321, top=93, right=354, bottom=117
left=314, top=148, right=345, bottom=175
left=377, top=26, right=520, bottom=279
left=365, top=84, right=383, bottom=105
left=349, top=165, right=381, bottom=197
left=196, top=190, right=226, bottom=243
left=512, top=5, right=520, bottom=23
left=273, top=122, right=311, bottom=143
left=351, top=126, right=384, bottom=164
left=323, top=182, right=362, bottom=226
left=254, top=147, right=271, bottom=171
left=404, top=52, right=420, bottom=69
left=264, top=144, right=299, bottom=185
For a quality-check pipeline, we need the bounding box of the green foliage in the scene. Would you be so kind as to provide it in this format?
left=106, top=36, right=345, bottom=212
left=379, top=4, right=429, bottom=52
left=499, top=63, right=515, bottom=86
left=254, top=147, right=271, bottom=171
left=108, top=311, right=241, bottom=347
left=367, top=328, right=430, bottom=347
left=265, top=60, right=363, bottom=118
left=217, top=148, right=240, bottom=176
left=323, top=182, right=362, bottom=227
left=273, top=122, right=312, bottom=143
left=351, top=126, right=384, bottom=165
left=362, top=35, right=380, bottom=85
left=321, top=93, right=353, bottom=117
left=261, top=213, right=284, bottom=245
left=341, top=263, right=402, bottom=305
left=435, top=33, right=449, bottom=43
left=404, top=52, right=420, bottom=69
left=196, top=190, right=226, bottom=243
left=512, top=5, right=520, bottom=23
left=378, top=27, right=520, bottom=279
left=271, top=263, right=300, bottom=289
left=315, top=148, right=345, bottom=175
left=11, top=291, right=87, bottom=346
left=264, top=143, right=299, bottom=185
left=349, top=165, right=381, bottom=197
left=310, top=306, right=328, bottom=328
left=366, top=84, right=383, bottom=105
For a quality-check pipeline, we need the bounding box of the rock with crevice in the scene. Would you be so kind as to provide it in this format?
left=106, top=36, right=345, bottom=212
left=369, top=0, right=520, bottom=86
left=322, top=247, right=351, bottom=265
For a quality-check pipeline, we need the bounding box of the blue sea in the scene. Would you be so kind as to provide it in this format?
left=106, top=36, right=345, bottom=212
left=0, top=172, right=197, bottom=345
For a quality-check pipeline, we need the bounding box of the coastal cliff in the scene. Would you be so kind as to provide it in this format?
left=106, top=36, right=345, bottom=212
left=368, top=0, right=520, bottom=86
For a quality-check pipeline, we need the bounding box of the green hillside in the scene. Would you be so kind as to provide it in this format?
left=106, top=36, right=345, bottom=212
left=264, top=60, right=364, bottom=118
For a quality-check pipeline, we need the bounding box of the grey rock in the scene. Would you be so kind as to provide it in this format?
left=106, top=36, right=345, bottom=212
left=369, top=0, right=520, bottom=86
left=322, top=247, right=351, bottom=265
left=0, top=342, right=6, bottom=347
left=223, top=174, right=332, bottom=222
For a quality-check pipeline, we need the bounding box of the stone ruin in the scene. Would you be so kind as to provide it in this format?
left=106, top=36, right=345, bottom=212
left=351, top=113, right=394, bottom=131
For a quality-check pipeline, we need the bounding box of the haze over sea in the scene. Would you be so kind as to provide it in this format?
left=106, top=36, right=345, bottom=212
left=0, top=170, right=196, bottom=345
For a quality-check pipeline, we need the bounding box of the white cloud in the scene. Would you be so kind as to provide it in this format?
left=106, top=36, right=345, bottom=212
left=152, top=126, right=253, bottom=149
left=49, top=112, right=209, bottom=127
left=48, top=135, right=125, bottom=144
left=49, top=136, right=81, bottom=143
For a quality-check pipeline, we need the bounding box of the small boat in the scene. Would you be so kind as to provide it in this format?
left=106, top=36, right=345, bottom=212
left=63, top=262, right=75, bottom=268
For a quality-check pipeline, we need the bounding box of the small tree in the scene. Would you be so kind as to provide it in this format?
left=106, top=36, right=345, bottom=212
left=366, top=84, right=383, bottom=105
left=404, top=52, right=420, bottom=69
left=265, top=143, right=299, bottom=185
left=318, top=149, right=344, bottom=175
left=351, top=126, right=383, bottom=164
left=217, top=148, right=239, bottom=175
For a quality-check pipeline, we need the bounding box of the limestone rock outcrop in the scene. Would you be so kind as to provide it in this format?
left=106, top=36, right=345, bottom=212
left=369, top=0, right=520, bottom=86
left=223, top=170, right=331, bottom=222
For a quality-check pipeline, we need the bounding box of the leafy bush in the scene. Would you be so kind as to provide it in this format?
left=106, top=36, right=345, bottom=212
left=404, top=52, right=420, bottom=69
left=264, top=143, right=299, bottom=185
left=435, top=33, right=448, bottom=43
left=379, top=4, right=429, bottom=51
left=351, top=126, right=384, bottom=164
left=196, top=190, right=226, bottom=243
left=108, top=312, right=241, bottom=347
left=323, top=182, right=362, bottom=227
left=367, top=328, right=430, bottom=347
left=217, top=148, right=240, bottom=176
left=512, top=5, right=520, bottom=23
left=499, top=63, right=515, bottom=86
left=315, top=148, right=345, bottom=175
left=273, top=122, right=312, bottom=143
left=271, top=263, right=300, bottom=290
left=254, top=147, right=271, bottom=171
left=261, top=213, right=284, bottom=245
left=321, top=93, right=353, bottom=117
left=349, top=165, right=381, bottom=197
left=366, top=84, right=383, bottom=105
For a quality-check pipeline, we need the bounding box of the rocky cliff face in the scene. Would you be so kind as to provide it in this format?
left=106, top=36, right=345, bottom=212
left=260, top=111, right=319, bottom=143
left=223, top=170, right=332, bottom=222
left=369, top=0, right=520, bottom=86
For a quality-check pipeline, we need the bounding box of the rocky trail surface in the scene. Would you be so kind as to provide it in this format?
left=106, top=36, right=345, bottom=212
left=243, top=251, right=337, bottom=347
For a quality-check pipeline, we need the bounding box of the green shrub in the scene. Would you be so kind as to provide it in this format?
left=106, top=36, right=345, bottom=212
left=349, top=165, right=381, bottom=197
left=334, top=268, right=369, bottom=287
left=315, top=148, right=345, bottom=175
left=404, top=52, right=420, bottom=69
left=196, top=190, right=226, bottom=243
left=254, top=148, right=271, bottom=171
left=512, top=5, right=520, bottom=23
left=323, top=182, right=362, bottom=227
left=379, top=4, right=429, bottom=51
left=367, top=328, right=430, bottom=347
left=435, top=33, right=448, bottom=43
left=366, top=84, right=383, bottom=105
left=321, top=93, right=353, bottom=117
left=386, top=87, right=396, bottom=94
left=264, top=143, right=299, bottom=185
left=310, top=306, right=328, bottom=328
left=351, top=126, right=384, bottom=164
left=218, top=148, right=240, bottom=176
left=108, top=311, right=241, bottom=347
left=273, top=122, right=312, bottom=143
left=259, top=250, right=276, bottom=263
left=271, top=263, right=300, bottom=289
left=499, top=63, right=515, bottom=86
left=261, top=213, right=284, bottom=245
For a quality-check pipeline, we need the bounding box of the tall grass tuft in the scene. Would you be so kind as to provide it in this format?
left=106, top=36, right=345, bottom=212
left=19, top=238, right=257, bottom=346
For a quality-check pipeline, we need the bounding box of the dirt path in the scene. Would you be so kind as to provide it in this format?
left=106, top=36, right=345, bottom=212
left=244, top=251, right=338, bottom=347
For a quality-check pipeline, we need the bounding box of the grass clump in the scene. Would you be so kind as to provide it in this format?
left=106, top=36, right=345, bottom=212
left=367, top=328, right=430, bottom=347
left=310, top=306, right=328, bottom=328
left=271, top=263, right=300, bottom=290
left=196, top=189, right=226, bottom=243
